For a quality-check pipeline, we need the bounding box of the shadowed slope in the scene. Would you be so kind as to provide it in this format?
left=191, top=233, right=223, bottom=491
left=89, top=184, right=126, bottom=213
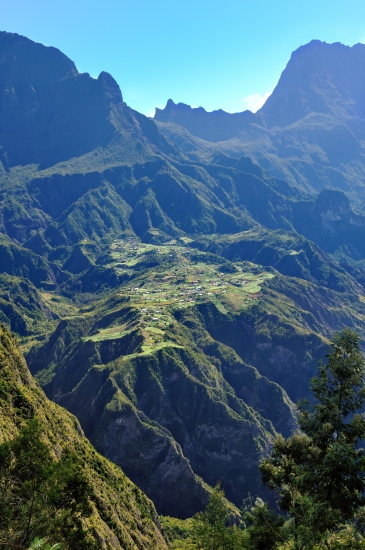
left=155, top=41, right=365, bottom=201
left=0, top=31, right=179, bottom=169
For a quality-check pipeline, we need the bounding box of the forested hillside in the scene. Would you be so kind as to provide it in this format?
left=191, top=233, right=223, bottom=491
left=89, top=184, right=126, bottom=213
left=0, top=323, right=167, bottom=548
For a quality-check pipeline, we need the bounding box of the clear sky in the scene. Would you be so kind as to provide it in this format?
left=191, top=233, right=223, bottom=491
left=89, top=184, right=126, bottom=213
left=2, top=0, right=365, bottom=116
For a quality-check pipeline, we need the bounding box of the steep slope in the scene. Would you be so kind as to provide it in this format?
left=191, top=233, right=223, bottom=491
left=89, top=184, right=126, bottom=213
left=155, top=41, right=365, bottom=201
left=260, top=40, right=365, bottom=126
left=0, top=31, right=179, bottom=169
left=191, top=227, right=364, bottom=293
left=26, top=241, right=302, bottom=515
left=0, top=323, right=167, bottom=549
left=26, top=235, right=365, bottom=515
left=155, top=99, right=258, bottom=142
left=0, top=273, right=54, bottom=338
left=26, top=237, right=365, bottom=514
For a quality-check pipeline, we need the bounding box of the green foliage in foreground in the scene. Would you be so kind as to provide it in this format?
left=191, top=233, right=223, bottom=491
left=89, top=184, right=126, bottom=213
left=28, top=538, right=62, bottom=550
left=0, top=322, right=167, bottom=549
left=168, top=328, right=365, bottom=549
left=0, top=420, right=96, bottom=550
left=162, top=484, right=247, bottom=549
left=255, top=327, right=365, bottom=548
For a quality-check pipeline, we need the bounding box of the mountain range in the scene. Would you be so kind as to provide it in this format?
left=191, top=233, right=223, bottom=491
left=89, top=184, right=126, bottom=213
left=2, top=30, right=365, bottom=541
left=155, top=40, right=365, bottom=205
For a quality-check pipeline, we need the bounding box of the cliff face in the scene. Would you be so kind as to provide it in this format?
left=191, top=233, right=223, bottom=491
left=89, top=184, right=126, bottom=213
left=26, top=234, right=365, bottom=516
left=0, top=323, right=167, bottom=549
left=155, top=41, right=365, bottom=202
left=0, top=31, right=178, bottom=169
left=0, top=32, right=122, bottom=168
left=26, top=233, right=365, bottom=516
left=261, top=40, right=365, bottom=126
left=155, top=99, right=258, bottom=141
left=156, top=40, right=365, bottom=133
left=27, top=297, right=288, bottom=516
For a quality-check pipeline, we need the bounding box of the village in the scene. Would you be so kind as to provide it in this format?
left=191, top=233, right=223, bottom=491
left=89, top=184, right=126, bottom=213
left=85, top=237, right=275, bottom=350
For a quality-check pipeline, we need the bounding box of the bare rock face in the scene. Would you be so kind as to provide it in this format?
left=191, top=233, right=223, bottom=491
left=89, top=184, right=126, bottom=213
left=261, top=40, right=365, bottom=127
left=98, top=70, right=124, bottom=104
left=155, top=41, right=365, bottom=200
left=0, top=32, right=126, bottom=167
left=155, top=99, right=258, bottom=141
left=102, top=410, right=209, bottom=518
left=157, top=41, right=365, bottom=137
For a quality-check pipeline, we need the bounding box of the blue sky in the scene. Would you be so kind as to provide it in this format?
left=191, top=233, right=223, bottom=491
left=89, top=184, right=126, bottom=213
left=2, top=0, right=365, bottom=116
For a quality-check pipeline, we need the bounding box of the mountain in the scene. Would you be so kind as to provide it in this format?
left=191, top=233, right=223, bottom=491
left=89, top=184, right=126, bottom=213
left=155, top=99, right=258, bottom=142
left=0, top=323, right=167, bottom=548
left=155, top=40, right=365, bottom=203
left=0, top=31, right=179, bottom=170
left=2, top=31, right=365, bottom=522
left=26, top=243, right=302, bottom=515
left=261, top=40, right=365, bottom=126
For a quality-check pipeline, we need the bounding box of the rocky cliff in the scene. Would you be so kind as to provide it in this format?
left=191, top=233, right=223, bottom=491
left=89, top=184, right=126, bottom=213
left=155, top=40, right=365, bottom=203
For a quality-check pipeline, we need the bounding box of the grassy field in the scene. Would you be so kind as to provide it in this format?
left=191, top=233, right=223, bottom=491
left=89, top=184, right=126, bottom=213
left=83, top=238, right=275, bottom=349
left=18, top=237, right=274, bottom=356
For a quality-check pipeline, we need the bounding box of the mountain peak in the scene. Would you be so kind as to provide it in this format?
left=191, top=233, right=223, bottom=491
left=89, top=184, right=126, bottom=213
left=0, top=30, right=77, bottom=80
left=155, top=100, right=257, bottom=141
left=98, top=71, right=123, bottom=104
left=0, top=32, right=128, bottom=167
left=260, top=40, right=365, bottom=127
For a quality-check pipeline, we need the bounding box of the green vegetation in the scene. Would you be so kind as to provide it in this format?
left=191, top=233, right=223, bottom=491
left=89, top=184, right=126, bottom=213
left=4, top=225, right=365, bottom=520
left=165, top=328, right=365, bottom=549
left=4, top=32, right=365, bottom=541
left=27, top=239, right=301, bottom=516
left=192, top=228, right=360, bottom=294
left=162, top=484, right=246, bottom=549
left=88, top=237, right=273, bottom=347
left=28, top=539, right=62, bottom=550
left=0, top=420, right=96, bottom=549
left=26, top=234, right=365, bottom=516
left=249, top=328, right=365, bottom=548
left=0, top=324, right=167, bottom=549
left=0, top=274, right=54, bottom=341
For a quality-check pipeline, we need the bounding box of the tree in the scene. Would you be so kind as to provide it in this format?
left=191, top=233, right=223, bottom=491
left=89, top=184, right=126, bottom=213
left=258, top=328, right=365, bottom=548
left=28, top=538, right=62, bottom=550
left=0, top=419, right=96, bottom=549
left=193, top=484, right=233, bottom=550
left=170, top=484, right=246, bottom=549
left=243, top=498, right=286, bottom=550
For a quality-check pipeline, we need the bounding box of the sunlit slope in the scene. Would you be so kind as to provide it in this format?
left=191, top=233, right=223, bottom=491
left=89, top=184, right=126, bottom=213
left=27, top=238, right=365, bottom=516
left=3, top=31, right=365, bottom=524
left=0, top=324, right=167, bottom=549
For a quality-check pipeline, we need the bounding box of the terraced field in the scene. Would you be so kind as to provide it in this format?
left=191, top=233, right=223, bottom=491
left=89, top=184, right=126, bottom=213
left=86, top=237, right=274, bottom=349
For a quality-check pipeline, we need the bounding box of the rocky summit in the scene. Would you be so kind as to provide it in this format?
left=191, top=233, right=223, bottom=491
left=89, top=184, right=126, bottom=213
left=2, top=30, right=365, bottom=541
left=155, top=40, right=365, bottom=203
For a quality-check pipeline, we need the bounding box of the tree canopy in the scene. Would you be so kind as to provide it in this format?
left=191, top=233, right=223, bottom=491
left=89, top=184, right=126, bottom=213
left=168, top=328, right=365, bottom=549
left=257, top=328, right=365, bottom=548
left=0, top=419, right=96, bottom=550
